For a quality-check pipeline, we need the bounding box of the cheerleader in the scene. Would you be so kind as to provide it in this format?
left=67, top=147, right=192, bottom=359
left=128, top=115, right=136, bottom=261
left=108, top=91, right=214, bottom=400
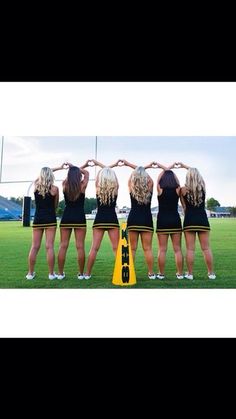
left=153, top=163, right=183, bottom=280
left=123, top=160, right=156, bottom=279
left=84, top=159, right=120, bottom=280
left=26, top=165, right=65, bottom=280
left=57, top=161, right=90, bottom=280
left=179, top=163, right=216, bottom=280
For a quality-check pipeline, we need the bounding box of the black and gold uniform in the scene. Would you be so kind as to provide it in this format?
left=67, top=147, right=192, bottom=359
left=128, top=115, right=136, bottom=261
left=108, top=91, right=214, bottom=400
left=127, top=193, right=154, bottom=233
left=93, top=195, right=120, bottom=230
left=60, top=192, right=86, bottom=229
left=156, top=188, right=182, bottom=234
left=183, top=191, right=210, bottom=232
left=32, top=190, right=57, bottom=229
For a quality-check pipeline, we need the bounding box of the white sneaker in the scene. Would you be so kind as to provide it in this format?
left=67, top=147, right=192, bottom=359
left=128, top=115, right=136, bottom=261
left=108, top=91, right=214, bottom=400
left=184, top=273, right=194, bottom=280
left=208, top=273, right=216, bottom=280
left=84, top=274, right=91, bottom=280
left=148, top=273, right=156, bottom=279
left=57, top=272, right=65, bottom=280
left=26, top=272, right=36, bottom=280
left=77, top=273, right=84, bottom=280
left=176, top=273, right=184, bottom=280
left=49, top=273, right=57, bottom=280
left=157, top=274, right=165, bottom=280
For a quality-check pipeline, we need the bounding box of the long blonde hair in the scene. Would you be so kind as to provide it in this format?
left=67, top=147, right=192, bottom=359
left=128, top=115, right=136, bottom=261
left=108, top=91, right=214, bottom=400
left=35, top=167, right=55, bottom=198
left=96, top=167, right=118, bottom=205
left=185, top=168, right=206, bottom=207
left=130, top=166, right=152, bottom=205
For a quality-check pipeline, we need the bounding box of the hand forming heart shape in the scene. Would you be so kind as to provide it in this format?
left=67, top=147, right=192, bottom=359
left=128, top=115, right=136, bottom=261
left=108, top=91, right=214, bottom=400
left=88, top=160, right=95, bottom=167
left=174, top=163, right=181, bottom=168
left=152, top=162, right=158, bottom=168
left=118, top=160, right=124, bottom=166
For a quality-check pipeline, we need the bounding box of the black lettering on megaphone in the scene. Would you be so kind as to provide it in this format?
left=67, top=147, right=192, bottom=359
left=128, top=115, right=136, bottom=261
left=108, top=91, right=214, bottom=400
left=122, top=245, right=129, bottom=265
left=122, top=266, right=130, bottom=283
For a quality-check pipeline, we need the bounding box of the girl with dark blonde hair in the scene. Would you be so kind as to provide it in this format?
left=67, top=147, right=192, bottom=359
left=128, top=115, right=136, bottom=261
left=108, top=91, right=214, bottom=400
left=26, top=164, right=65, bottom=280
left=123, top=160, right=158, bottom=280
left=84, top=159, right=121, bottom=279
left=179, top=163, right=216, bottom=280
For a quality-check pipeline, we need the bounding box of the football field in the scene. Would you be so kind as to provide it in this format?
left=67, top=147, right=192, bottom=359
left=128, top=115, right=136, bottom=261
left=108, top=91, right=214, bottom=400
left=0, top=219, right=235, bottom=288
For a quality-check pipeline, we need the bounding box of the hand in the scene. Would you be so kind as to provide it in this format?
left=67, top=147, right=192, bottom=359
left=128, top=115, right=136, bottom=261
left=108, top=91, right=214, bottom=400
left=87, top=159, right=95, bottom=167
left=117, top=159, right=125, bottom=167
left=122, top=159, right=129, bottom=166
left=175, top=162, right=186, bottom=168
left=63, top=162, right=72, bottom=168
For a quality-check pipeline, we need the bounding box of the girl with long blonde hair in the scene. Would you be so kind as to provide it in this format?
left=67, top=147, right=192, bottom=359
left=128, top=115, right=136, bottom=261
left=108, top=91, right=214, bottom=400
left=26, top=164, right=66, bottom=280
left=84, top=159, right=121, bottom=279
left=179, top=163, right=216, bottom=280
left=123, top=160, right=156, bottom=280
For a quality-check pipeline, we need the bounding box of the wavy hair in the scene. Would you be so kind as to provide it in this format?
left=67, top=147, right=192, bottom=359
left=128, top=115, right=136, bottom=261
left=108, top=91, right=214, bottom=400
left=185, top=168, right=206, bottom=207
left=63, top=166, right=82, bottom=201
left=130, top=166, right=152, bottom=205
left=35, top=167, right=55, bottom=198
left=97, top=167, right=118, bottom=205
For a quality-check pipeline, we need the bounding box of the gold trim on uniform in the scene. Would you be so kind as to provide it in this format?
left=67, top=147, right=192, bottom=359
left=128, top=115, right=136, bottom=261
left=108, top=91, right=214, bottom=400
left=127, top=225, right=154, bottom=232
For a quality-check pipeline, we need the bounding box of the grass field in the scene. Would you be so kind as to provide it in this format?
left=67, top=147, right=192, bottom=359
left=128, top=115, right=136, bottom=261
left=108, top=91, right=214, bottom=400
left=0, top=219, right=235, bottom=288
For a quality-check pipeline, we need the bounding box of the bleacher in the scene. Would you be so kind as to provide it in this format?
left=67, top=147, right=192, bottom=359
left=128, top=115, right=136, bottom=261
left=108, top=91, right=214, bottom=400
left=0, top=196, right=22, bottom=220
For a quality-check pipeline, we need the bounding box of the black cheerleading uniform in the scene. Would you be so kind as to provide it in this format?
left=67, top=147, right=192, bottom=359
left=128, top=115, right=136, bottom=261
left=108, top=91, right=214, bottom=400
left=156, top=188, right=182, bottom=234
left=93, top=195, right=120, bottom=230
left=183, top=191, right=210, bottom=232
left=32, top=190, right=57, bottom=229
left=127, top=193, right=154, bottom=233
left=60, top=192, right=86, bottom=228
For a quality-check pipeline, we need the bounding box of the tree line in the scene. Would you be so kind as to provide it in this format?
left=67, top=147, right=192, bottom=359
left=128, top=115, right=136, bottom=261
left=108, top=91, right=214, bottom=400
left=7, top=196, right=236, bottom=217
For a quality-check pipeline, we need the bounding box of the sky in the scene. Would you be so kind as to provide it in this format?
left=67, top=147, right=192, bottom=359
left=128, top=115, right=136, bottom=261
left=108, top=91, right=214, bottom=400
left=0, top=136, right=235, bottom=209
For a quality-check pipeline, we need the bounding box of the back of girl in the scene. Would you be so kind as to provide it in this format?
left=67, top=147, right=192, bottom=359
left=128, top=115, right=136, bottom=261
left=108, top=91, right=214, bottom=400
left=26, top=166, right=60, bottom=281
left=84, top=160, right=120, bottom=280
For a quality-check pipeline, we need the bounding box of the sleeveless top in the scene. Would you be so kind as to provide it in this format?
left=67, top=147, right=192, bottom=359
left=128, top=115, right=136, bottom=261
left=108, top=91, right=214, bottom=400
left=93, top=194, right=119, bottom=229
left=156, top=188, right=182, bottom=234
left=183, top=190, right=210, bottom=231
left=127, top=192, right=154, bottom=232
left=33, top=190, right=57, bottom=228
left=60, top=191, right=86, bottom=228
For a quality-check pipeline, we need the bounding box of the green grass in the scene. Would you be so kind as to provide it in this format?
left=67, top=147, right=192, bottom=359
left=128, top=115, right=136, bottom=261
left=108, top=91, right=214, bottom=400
left=0, top=219, right=235, bottom=288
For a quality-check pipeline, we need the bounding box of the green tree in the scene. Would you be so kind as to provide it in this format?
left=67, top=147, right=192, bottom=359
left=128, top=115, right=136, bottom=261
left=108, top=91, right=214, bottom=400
left=229, top=207, right=236, bottom=217
left=56, top=197, right=97, bottom=217
left=84, top=197, right=97, bottom=214
left=56, top=200, right=65, bottom=217
left=206, top=198, right=220, bottom=211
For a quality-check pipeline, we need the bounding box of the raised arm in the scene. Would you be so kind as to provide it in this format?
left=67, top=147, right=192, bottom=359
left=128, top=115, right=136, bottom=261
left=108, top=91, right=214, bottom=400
left=80, top=167, right=90, bottom=190
left=109, top=159, right=121, bottom=168
left=145, top=162, right=168, bottom=170
left=176, top=162, right=190, bottom=170
left=123, top=160, right=137, bottom=169
left=91, top=159, right=105, bottom=168
left=51, top=163, right=68, bottom=172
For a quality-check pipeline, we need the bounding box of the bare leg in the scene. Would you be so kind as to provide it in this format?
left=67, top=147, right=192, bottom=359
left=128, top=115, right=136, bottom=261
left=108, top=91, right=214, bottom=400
left=128, top=231, right=139, bottom=261
left=140, top=231, right=154, bottom=274
left=157, top=234, right=168, bottom=275
left=184, top=232, right=196, bottom=275
left=45, top=228, right=57, bottom=274
left=170, top=233, right=183, bottom=275
left=108, top=228, right=120, bottom=256
left=74, top=228, right=87, bottom=274
left=58, top=228, right=72, bottom=274
left=85, top=229, right=105, bottom=276
left=198, top=231, right=214, bottom=273
left=28, top=229, right=44, bottom=274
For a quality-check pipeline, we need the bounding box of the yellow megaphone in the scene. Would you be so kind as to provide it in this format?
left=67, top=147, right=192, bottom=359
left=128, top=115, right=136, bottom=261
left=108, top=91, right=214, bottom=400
left=112, top=222, right=136, bottom=286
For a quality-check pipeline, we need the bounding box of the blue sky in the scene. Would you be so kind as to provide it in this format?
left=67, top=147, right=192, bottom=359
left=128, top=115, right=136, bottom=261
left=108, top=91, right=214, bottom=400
left=0, top=136, right=235, bottom=208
